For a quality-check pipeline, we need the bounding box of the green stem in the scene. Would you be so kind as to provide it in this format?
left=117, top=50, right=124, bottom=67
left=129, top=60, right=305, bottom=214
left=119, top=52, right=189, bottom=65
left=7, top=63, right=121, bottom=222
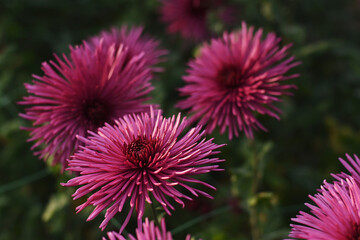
left=171, top=205, right=230, bottom=235
left=0, top=169, right=50, bottom=194
left=150, top=196, right=160, bottom=227
left=249, top=141, right=261, bottom=240
left=250, top=206, right=260, bottom=240
left=251, top=145, right=260, bottom=195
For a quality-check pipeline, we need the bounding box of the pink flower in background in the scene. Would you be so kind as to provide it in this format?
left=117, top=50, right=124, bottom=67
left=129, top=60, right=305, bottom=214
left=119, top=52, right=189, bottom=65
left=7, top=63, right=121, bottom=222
left=177, top=22, right=300, bottom=139
left=159, top=0, right=215, bottom=41
left=62, top=108, right=224, bottom=231
left=89, top=26, right=167, bottom=73
left=218, top=5, right=238, bottom=26
left=19, top=26, right=164, bottom=171
left=104, top=218, right=193, bottom=240
left=332, top=153, right=360, bottom=184
left=288, top=177, right=360, bottom=240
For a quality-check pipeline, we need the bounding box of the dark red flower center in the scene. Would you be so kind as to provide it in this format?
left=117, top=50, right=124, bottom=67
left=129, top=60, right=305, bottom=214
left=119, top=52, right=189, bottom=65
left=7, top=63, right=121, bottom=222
left=82, top=99, right=111, bottom=129
left=217, top=65, right=243, bottom=89
left=124, top=136, right=158, bottom=168
left=349, top=223, right=360, bottom=240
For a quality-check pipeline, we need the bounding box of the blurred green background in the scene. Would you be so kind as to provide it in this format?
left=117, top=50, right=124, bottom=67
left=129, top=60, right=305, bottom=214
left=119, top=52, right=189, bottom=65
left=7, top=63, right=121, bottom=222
left=0, top=0, right=359, bottom=239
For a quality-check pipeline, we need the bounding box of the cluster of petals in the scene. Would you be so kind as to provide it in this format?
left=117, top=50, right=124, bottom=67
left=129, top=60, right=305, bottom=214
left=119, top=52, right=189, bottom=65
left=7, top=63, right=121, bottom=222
left=332, top=153, right=360, bottom=184
left=62, top=108, right=224, bottom=231
left=288, top=177, right=360, bottom=240
left=177, top=22, right=300, bottom=139
left=88, top=26, right=167, bottom=74
left=19, top=26, right=165, bottom=171
left=104, top=218, right=193, bottom=240
left=288, top=154, right=360, bottom=239
left=159, top=0, right=219, bottom=41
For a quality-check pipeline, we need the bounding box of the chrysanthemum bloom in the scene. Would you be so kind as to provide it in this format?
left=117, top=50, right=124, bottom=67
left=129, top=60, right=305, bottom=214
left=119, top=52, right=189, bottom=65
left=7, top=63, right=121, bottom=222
left=159, top=0, right=218, bottom=41
left=288, top=177, right=360, bottom=240
left=104, top=218, right=193, bottom=240
left=177, top=22, right=300, bottom=139
left=88, top=26, right=167, bottom=73
left=62, top=108, right=224, bottom=231
left=19, top=27, right=165, bottom=171
left=332, top=153, right=360, bottom=184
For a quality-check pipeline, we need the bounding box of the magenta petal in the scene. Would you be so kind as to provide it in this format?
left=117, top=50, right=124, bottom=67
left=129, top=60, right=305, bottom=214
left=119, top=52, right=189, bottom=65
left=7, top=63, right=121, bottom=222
left=62, top=107, right=224, bottom=230
left=288, top=177, right=360, bottom=240
left=177, top=22, right=300, bottom=139
left=19, top=25, right=166, bottom=171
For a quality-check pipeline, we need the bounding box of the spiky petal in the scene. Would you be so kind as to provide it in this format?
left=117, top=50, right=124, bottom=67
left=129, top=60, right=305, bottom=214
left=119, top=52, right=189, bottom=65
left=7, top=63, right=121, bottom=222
left=104, top=218, right=193, bottom=240
left=288, top=177, right=360, bottom=240
left=62, top=108, right=224, bottom=231
left=103, top=231, right=126, bottom=240
left=19, top=26, right=165, bottom=171
left=177, top=22, right=300, bottom=139
left=332, top=153, right=360, bottom=184
left=88, top=26, right=167, bottom=73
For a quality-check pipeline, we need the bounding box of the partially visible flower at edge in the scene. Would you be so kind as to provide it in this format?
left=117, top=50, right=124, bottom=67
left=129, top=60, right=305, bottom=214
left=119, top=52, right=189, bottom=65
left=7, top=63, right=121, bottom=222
left=19, top=26, right=166, bottom=172
left=332, top=153, right=360, bottom=184
left=288, top=177, right=360, bottom=240
left=177, top=22, right=300, bottom=139
left=159, top=0, right=220, bottom=41
left=62, top=107, right=224, bottom=231
left=104, top=218, right=194, bottom=240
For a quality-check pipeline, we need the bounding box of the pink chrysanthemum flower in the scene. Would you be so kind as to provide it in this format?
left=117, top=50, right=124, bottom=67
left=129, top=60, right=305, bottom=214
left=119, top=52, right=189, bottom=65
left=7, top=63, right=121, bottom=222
left=62, top=108, right=224, bottom=231
left=104, top=218, right=193, bottom=240
left=177, top=22, right=300, bottom=139
left=88, top=26, right=167, bottom=73
left=288, top=177, right=360, bottom=240
left=332, top=153, right=360, bottom=184
left=19, top=27, right=165, bottom=171
left=159, top=0, right=217, bottom=41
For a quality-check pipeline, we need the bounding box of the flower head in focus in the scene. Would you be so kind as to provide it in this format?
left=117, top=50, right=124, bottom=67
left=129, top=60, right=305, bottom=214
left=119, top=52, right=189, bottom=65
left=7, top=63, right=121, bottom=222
left=177, top=22, right=300, bottom=139
left=19, top=26, right=165, bottom=171
left=104, top=218, right=194, bottom=240
left=62, top=108, right=224, bottom=231
left=288, top=177, right=360, bottom=240
left=159, top=0, right=218, bottom=41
